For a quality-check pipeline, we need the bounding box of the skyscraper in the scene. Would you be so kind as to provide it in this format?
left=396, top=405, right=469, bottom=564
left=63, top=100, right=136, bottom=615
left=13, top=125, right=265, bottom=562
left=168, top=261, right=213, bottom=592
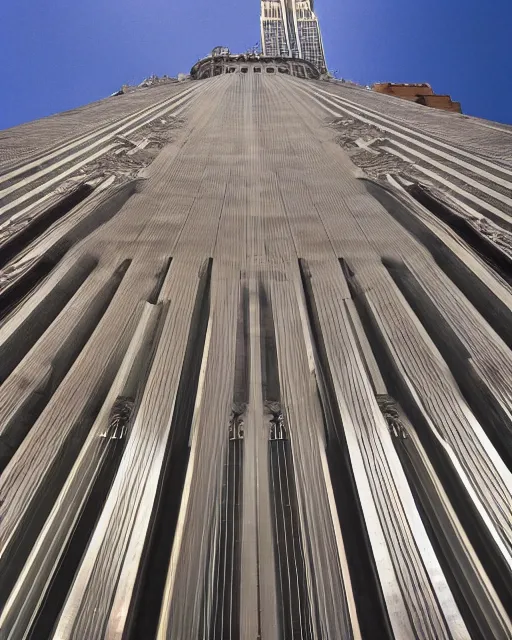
left=0, top=21, right=511, bottom=640
left=261, top=0, right=326, bottom=71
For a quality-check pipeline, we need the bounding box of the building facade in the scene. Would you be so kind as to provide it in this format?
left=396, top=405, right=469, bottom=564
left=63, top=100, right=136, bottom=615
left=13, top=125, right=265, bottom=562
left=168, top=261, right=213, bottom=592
left=373, top=82, right=462, bottom=112
left=0, top=37, right=511, bottom=640
left=261, top=0, right=326, bottom=72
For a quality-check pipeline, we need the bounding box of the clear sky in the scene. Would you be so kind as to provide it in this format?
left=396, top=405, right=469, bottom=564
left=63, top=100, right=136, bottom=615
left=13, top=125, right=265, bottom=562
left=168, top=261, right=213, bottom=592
left=1, top=0, right=510, bottom=130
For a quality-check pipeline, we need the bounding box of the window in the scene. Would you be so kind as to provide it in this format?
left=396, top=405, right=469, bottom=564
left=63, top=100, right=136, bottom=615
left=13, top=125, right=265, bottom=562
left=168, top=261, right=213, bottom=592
left=241, top=67, right=248, bottom=73
left=254, top=67, right=262, bottom=73
left=266, top=67, right=275, bottom=73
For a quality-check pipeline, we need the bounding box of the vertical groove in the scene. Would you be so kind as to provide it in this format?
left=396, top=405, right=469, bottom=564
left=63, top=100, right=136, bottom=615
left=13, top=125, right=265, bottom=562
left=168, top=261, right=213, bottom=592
left=382, top=256, right=512, bottom=469
left=233, top=280, right=250, bottom=406
left=298, top=259, right=394, bottom=640
left=376, top=394, right=509, bottom=640
left=26, top=435, right=129, bottom=640
left=147, top=257, right=173, bottom=304
left=21, top=304, right=163, bottom=640
left=0, top=258, right=131, bottom=472
left=0, top=183, right=94, bottom=269
left=0, top=255, right=98, bottom=384
left=268, top=410, right=313, bottom=640
left=259, top=283, right=281, bottom=403
left=260, top=283, right=315, bottom=639
left=130, top=259, right=213, bottom=639
left=344, top=264, right=512, bottom=614
left=210, top=411, right=243, bottom=640
left=362, top=179, right=512, bottom=348
left=0, top=180, right=139, bottom=323
left=0, top=256, right=65, bottom=323
left=0, top=259, right=133, bottom=605
left=406, top=183, right=512, bottom=284
left=208, top=280, right=248, bottom=639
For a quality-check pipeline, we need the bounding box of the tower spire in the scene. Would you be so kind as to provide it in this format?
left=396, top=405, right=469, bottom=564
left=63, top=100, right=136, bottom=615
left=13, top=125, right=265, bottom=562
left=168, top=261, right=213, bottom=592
left=261, top=0, right=326, bottom=72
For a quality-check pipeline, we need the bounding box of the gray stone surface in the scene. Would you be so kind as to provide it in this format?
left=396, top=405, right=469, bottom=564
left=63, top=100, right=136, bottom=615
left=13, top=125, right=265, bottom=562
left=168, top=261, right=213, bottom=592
left=0, top=70, right=511, bottom=639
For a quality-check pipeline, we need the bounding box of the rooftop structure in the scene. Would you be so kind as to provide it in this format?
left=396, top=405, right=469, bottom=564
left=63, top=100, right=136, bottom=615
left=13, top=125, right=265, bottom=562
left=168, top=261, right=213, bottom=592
left=0, top=26, right=511, bottom=640
left=191, top=50, right=322, bottom=79
left=373, top=82, right=462, bottom=112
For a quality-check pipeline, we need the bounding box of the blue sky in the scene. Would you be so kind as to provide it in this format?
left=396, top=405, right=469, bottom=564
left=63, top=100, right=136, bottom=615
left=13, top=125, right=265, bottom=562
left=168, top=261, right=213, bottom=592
left=1, top=0, right=510, bottom=130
